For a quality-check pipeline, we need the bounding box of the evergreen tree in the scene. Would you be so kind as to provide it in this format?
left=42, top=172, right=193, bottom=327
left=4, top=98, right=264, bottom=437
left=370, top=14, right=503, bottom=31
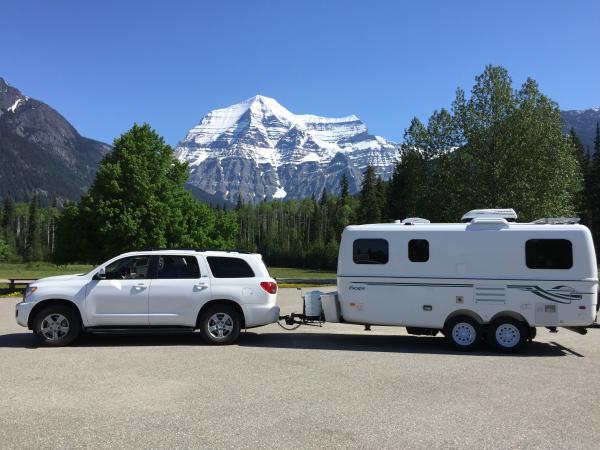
left=358, top=165, right=383, bottom=223
left=0, top=235, right=8, bottom=261
left=336, top=174, right=355, bottom=234
left=394, top=65, right=582, bottom=223
left=569, top=128, right=591, bottom=222
left=54, top=124, right=237, bottom=263
left=386, top=148, right=428, bottom=221
left=339, top=174, right=349, bottom=206
left=25, top=195, right=43, bottom=261
left=1, top=197, right=15, bottom=240
left=589, top=122, right=600, bottom=255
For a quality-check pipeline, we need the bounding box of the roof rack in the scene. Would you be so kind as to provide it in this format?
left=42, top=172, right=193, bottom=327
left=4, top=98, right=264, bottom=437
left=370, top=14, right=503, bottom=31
left=136, top=248, right=253, bottom=254
left=531, top=217, right=580, bottom=225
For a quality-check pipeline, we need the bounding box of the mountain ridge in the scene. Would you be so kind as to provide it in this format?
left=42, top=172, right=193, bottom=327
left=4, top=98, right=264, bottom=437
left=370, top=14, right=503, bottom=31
left=175, top=95, right=399, bottom=204
left=0, top=77, right=110, bottom=204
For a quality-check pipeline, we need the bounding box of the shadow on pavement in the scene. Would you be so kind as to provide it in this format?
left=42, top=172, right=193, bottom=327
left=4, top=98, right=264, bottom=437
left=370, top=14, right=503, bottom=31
left=0, top=330, right=586, bottom=357
left=238, top=332, right=583, bottom=357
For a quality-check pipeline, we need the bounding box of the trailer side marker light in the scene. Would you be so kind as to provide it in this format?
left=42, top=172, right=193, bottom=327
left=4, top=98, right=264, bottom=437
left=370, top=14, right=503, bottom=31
left=578, top=305, right=587, bottom=310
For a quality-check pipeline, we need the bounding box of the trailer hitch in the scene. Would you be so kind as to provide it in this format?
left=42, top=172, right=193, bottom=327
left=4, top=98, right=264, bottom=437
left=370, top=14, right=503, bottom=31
left=278, top=313, right=323, bottom=330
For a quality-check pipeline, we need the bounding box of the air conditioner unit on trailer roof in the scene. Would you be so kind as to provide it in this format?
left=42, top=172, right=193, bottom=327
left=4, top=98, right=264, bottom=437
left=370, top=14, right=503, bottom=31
left=461, top=209, right=517, bottom=223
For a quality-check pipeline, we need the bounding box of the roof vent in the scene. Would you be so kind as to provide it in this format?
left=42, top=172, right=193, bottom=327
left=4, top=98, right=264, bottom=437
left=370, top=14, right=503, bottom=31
left=401, top=217, right=431, bottom=225
left=461, top=209, right=517, bottom=223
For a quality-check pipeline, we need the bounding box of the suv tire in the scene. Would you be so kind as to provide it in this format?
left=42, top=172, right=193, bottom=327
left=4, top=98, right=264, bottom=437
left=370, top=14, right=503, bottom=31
left=33, top=306, right=81, bottom=347
left=199, top=304, right=241, bottom=345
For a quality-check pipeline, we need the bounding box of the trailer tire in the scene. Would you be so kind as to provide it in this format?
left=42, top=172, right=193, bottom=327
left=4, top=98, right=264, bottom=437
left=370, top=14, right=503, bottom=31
left=443, top=316, right=482, bottom=351
left=487, top=317, right=527, bottom=353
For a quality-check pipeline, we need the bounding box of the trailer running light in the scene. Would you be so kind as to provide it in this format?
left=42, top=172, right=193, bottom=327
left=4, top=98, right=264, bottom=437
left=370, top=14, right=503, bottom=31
left=260, top=281, right=278, bottom=294
left=578, top=306, right=587, bottom=310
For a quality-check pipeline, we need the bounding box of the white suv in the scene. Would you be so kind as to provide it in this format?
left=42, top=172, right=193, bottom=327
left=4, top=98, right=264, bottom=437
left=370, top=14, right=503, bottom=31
left=15, top=250, right=279, bottom=346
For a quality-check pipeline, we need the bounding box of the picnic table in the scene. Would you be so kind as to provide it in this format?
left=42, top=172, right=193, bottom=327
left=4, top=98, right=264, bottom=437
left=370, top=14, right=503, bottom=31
left=0, top=278, right=36, bottom=294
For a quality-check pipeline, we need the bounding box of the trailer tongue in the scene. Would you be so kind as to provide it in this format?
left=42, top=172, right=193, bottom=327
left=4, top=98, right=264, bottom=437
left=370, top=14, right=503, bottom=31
left=278, top=290, right=339, bottom=329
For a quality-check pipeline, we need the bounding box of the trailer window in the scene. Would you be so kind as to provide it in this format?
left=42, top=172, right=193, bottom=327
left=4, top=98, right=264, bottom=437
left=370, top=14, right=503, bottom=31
left=525, top=239, right=573, bottom=269
left=408, top=239, right=429, bottom=262
left=353, top=239, right=389, bottom=264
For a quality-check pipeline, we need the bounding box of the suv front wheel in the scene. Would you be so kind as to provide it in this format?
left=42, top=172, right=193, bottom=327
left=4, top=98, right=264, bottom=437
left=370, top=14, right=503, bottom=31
left=33, top=306, right=81, bottom=347
left=199, top=304, right=241, bottom=345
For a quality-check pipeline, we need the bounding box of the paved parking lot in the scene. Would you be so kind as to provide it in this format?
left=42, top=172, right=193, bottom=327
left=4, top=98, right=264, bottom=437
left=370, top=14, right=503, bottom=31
left=1, top=288, right=599, bottom=449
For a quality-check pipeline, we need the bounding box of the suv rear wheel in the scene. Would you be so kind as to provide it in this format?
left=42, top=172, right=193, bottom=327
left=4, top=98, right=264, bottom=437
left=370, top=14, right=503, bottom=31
left=33, top=306, right=81, bottom=347
left=199, top=304, right=241, bottom=345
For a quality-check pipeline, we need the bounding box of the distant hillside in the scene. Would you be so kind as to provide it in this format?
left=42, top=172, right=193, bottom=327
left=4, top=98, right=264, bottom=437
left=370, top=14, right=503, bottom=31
left=561, top=107, right=600, bottom=157
left=0, top=77, right=110, bottom=204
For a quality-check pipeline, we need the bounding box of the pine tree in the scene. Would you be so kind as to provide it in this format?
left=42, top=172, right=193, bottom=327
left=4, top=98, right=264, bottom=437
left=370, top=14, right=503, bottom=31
left=569, top=128, right=591, bottom=223
left=358, top=165, right=382, bottom=223
left=54, top=123, right=237, bottom=263
left=339, top=174, right=349, bottom=206
left=589, top=122, right=600, bottom=256
left=25, top=195, right=43, bottom=261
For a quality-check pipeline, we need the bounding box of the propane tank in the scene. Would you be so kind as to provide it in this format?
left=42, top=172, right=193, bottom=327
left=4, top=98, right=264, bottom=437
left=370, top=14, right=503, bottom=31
left=303, top=290, right=323, bottom=319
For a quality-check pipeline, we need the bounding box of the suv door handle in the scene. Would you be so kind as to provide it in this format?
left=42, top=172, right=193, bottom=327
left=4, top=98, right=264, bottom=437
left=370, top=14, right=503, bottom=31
left=194, top=283, right=208, bottom=290
left=134, top=283, right=147, bottom=290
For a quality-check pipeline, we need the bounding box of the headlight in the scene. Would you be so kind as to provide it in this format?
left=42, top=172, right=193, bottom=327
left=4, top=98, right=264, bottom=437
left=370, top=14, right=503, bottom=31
left=24, top=286, right=38, bottom=298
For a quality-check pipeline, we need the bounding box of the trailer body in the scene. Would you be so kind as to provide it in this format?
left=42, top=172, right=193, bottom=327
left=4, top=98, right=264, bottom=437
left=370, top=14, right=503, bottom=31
left=336, top=218, right=598, bottom=332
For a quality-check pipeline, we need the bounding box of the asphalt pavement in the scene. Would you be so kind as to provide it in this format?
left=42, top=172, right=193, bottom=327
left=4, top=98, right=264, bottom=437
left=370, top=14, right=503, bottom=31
left=0, top=288, right=599, bottom=449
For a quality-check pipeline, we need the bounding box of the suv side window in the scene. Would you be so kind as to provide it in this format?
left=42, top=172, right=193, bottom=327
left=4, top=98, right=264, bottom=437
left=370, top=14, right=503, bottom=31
left=156, top=255, right=200, bottom=279
left=105, top=256, right=151, bottom=280
left=207, top=256, right=255, bottom=278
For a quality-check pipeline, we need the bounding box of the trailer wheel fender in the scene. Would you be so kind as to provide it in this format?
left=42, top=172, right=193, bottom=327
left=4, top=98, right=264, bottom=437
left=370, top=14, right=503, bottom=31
left=489, top=311, right=530, bottom=328
left=444, top=309, right=484, bottom=330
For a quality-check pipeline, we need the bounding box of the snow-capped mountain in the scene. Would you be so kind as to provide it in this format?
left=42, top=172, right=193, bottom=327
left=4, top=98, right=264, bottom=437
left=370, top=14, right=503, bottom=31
left=175, top=95, right=399, bottom=203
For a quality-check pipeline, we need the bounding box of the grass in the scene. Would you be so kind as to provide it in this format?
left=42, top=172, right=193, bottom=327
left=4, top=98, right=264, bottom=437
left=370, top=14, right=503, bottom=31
left=0, top=263, right=336, bottom=289
left=267, top=267, right=336, bottom=279
left=0, top=262, right=93, bottom=282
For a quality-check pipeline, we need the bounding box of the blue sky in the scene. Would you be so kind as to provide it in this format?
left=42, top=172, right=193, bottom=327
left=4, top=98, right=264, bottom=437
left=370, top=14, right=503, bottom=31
left=1, top=0, right=599, bottom=146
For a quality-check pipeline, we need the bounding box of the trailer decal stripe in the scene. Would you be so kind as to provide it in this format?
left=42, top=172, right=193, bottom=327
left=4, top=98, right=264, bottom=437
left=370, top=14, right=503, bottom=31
left=506, top=285, right=585, bottom=304
left=352, top=282, right=473, bottom=288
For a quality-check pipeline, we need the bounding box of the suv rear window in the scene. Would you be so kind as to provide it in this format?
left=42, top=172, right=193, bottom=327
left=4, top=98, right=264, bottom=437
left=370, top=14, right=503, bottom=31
left=207, top=256, right=255, bottom=278
left=525, top=239, right=573, bottom=269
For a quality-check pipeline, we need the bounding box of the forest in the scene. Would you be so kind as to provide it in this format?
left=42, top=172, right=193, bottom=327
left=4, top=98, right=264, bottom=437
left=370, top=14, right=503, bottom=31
left=1, top=66, right=599, bottom=269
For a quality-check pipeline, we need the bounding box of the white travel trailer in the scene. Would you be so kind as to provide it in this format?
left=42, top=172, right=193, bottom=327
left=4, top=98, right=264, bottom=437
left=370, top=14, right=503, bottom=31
left=315, top=210, right=598, bottom=352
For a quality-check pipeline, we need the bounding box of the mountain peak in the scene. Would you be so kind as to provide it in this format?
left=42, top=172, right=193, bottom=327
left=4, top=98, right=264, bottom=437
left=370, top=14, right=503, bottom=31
left=175, top=96, right=399, bottom=204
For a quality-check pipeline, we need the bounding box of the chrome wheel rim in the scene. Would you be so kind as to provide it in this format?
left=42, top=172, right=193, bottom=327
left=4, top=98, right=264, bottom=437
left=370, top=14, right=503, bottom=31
left=452, top=322, right=476, bottom=346
left=495, top=323, right=520, bottom=348
left=207, top=313, right=234, bottom=339
left=40, top=313, right=70, bottom=342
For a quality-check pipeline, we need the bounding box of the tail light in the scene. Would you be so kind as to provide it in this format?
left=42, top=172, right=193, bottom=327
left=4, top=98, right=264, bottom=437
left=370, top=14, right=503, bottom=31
left=260, top=281, right=278, bottom=294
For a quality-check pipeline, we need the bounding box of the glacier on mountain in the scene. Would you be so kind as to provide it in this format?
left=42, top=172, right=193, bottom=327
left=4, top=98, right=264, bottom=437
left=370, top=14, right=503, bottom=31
left=175, top=95, right=399, bottom=204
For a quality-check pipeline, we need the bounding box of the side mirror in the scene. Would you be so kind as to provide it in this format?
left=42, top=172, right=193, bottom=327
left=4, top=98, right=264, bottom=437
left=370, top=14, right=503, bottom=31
left=94, top=267, right=107, bottom=280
